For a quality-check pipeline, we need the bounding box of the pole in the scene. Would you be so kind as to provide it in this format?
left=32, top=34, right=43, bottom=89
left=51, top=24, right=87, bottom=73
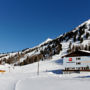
left=9, top=66, right=10, bottom=72
left=37, top=60, right=39, bottom=75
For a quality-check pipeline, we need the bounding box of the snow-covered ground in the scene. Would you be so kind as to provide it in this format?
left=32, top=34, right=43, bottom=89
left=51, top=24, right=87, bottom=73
left=16, top=76, right=90, bottom=90
left=0, top=56, right=90, bottom=90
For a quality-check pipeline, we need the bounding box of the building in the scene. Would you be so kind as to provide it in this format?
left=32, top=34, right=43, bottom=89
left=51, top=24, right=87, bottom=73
left=62, top=50, right=90, bottom=73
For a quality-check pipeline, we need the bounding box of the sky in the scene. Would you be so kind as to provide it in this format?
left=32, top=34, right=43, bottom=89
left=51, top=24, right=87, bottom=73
left=0, top=0, right=90, bottom=53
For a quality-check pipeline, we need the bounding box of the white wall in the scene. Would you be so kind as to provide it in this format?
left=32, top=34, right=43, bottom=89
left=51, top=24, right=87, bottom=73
left=63, top=56, right=90, bottom=68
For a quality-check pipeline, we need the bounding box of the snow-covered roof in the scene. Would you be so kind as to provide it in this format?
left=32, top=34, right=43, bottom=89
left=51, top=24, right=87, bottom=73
left=80, top=50, right=90, bottom=53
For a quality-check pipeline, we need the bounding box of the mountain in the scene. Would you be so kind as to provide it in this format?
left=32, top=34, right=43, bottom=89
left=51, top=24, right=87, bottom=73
left=0, top=19, right=90, bottom=66
left=38, top=38, right=52, bottom=46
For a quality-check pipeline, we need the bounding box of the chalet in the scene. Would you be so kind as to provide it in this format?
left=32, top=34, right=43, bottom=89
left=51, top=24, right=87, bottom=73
left=62, top=50, right=90, bottom=73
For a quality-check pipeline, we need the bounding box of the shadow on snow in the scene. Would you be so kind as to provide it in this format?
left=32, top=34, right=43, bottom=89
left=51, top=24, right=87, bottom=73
left=47, top=69, right=63, bottom=74
left=54, top=59, right=63, bottom=65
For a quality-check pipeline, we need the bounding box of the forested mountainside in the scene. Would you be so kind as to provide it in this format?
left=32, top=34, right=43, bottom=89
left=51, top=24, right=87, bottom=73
left=0, top=19, right=90, bottom=66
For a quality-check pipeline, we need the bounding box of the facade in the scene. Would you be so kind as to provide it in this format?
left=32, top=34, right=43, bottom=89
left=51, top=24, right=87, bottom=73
left=63, top=50, right=90, bottom=71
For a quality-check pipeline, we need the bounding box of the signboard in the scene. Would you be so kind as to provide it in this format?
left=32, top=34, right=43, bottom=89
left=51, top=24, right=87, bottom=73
left=69, top=58, right=72, bottom=61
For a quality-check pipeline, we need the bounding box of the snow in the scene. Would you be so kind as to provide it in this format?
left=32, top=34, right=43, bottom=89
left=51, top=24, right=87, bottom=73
left=85, top=19, right=90, bottom=24
left=80, top=50, right=90, bottom=53
left=0, top=55, right=89, bottom=90
left=82, top=39, right=90, bottom=46
left=76, top=19, right=90, bottom=30
left=15, top=77, right=90, bottom=90
left=38, top=38, right=52, bottom=46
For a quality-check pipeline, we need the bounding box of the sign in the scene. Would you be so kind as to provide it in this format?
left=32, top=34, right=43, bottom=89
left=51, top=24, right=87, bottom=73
left=69, top=58, right=72, bottom=61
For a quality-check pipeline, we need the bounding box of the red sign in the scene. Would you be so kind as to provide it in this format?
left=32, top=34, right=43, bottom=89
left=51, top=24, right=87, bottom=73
left=69, top=58, right=72, bottom=61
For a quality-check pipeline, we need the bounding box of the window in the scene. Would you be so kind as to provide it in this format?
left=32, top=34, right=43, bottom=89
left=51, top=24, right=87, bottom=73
left=76, top=67, right=80, bottom=70
left=76, top=58, right=81, bottom=60
left=76, top=62, right=81, bottom=65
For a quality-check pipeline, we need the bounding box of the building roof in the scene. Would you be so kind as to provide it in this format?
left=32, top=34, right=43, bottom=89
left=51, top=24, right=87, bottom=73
left=62, top=50, right=90, bottom=58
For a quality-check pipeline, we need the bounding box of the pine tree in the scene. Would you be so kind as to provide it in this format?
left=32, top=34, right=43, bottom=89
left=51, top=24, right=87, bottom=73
left=80, top=38, right=83, bottom=43
left=86, top=33, right=90, bottom=39
left=73, top=36, right=76, bottom=42
left=85, top=45, right=88, bottom=50
left=89, top=46, right=90, bottom=51
left=69, top=42, right=72, bottom=49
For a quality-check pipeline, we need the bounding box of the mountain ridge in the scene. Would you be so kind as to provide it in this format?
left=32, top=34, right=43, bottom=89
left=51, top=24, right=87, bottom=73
left=0, top=19, right=90, bottom=66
